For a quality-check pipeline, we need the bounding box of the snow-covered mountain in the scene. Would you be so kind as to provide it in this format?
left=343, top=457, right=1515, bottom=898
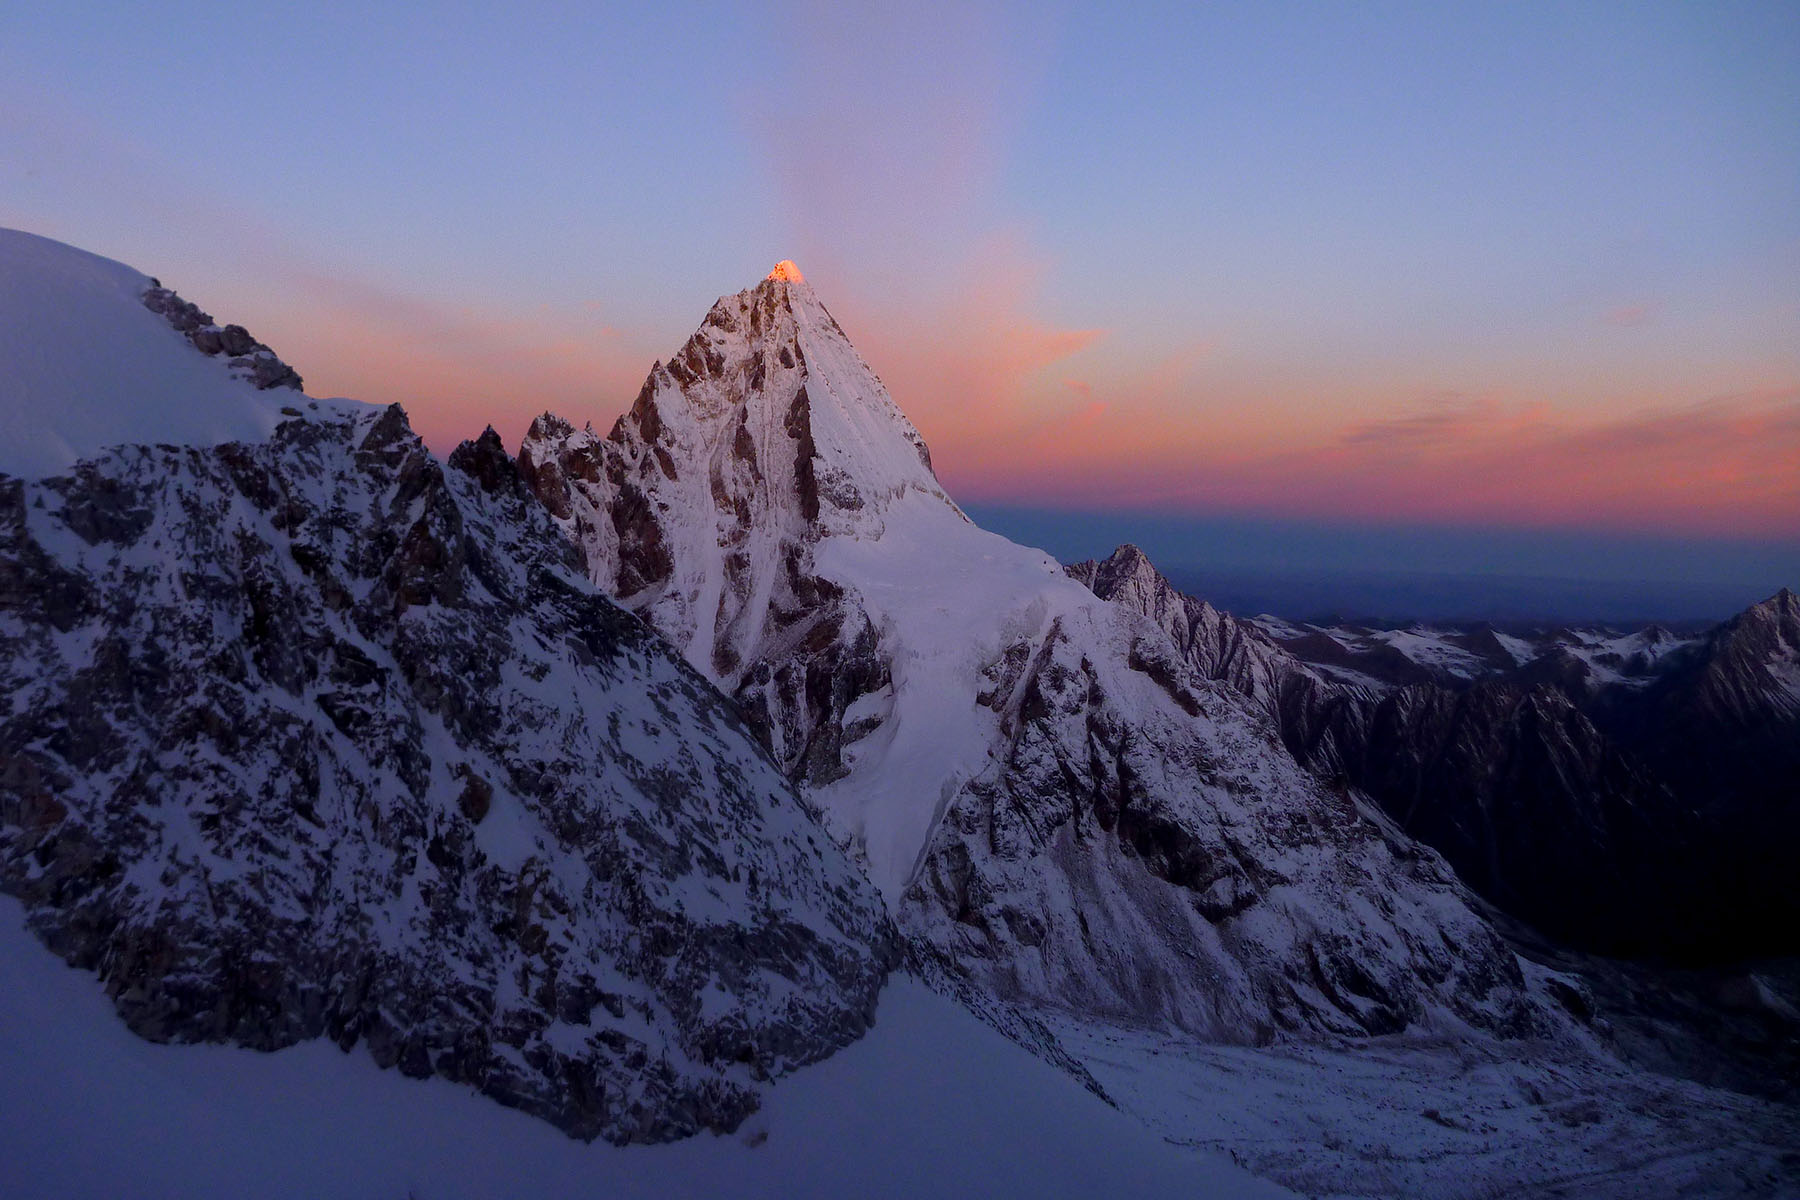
left=0, top=233, right=897, bottom=1145
left=513, top=270, right=1800, bottom=1195
left=519, top=265, right=1548, bottom=1049
left=6, top=230, right=1794, bottom=1198
left=1065, top=545, right=1366, bottom=769
left=1246, top=609, right=1700, bottom=692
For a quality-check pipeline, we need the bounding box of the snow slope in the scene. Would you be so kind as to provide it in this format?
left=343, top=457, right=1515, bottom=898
left=0, top=896, right=1288, bottom=1200
left=0, top=227, right=290, bottom=478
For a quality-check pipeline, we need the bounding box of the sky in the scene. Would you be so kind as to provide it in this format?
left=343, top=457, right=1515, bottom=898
left=3, top=1, right=1796, bottom=613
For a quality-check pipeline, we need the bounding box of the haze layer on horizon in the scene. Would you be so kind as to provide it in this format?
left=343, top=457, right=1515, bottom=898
left=970, top=504, right=1797, bottom=624
left=3, top=2, right=1795, bottom=598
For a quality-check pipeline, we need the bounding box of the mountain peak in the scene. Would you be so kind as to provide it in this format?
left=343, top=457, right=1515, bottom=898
left=1738, top=586, right=1800, bottom=628
left=519, top=246, right=960, bottom=677
left=1099, top=543, right=1171, bottom=590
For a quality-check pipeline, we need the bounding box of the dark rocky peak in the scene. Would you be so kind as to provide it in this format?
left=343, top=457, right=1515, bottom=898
left=1083, top=543, right=1163, bottom=590
left=1073, top=544, right=1222, bottom=622
left=1741, top=586, right=1799, bottom=632
left=526, top=411, right=581, bottom=441
left=518, top=411, right=609, bottom=523
left=1694, top=587, right=1800, bottom=692
left=447, top=426, right=527, bottom=497
left=1508, top=645, right=1600, bottom=696
left=1455, top=624, right=1525, bottom=673
left=358, top=401, right=418, bottom=454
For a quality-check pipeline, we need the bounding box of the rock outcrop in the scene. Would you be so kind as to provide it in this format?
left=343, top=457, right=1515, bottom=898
left=142, top=284, right=303, bottom=390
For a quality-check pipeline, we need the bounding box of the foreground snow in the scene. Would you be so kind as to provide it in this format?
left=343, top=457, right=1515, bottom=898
left=0, top=898, right=1286, bottom=1200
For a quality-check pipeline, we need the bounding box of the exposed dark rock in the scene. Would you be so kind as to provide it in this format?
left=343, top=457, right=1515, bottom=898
left=141, top=285, right=302, bottom=391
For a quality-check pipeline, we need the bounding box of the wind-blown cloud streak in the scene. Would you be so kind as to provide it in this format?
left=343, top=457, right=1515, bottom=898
left=745, top=1, right=1102, bottom=455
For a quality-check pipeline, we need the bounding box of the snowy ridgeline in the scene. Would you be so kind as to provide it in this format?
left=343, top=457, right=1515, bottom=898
left=0, top=228, right=305, bottom=480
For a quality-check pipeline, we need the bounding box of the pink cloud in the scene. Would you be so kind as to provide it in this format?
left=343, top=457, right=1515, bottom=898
left=948, top=385, right=1800, bottom=538
left=268, top=270, right=658, bottom=453
left=744, top=1, right=1102, bottom=477
left=1603, top=301, right=1662, bottom=327
left=0, top=79, right=659, bottom=455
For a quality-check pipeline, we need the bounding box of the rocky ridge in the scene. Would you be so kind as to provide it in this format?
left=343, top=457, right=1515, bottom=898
left=0, top=385, right=895, bottom=1143
left=141, top=283, right=304, bottom=391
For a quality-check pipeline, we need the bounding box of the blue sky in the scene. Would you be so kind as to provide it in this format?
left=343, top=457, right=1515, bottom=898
left=3, top=1, right=1796, bottom=612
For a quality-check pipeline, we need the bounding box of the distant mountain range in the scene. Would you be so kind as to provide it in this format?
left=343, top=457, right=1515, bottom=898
left=967, top=506, right=1795, bottom=626
left=1072, top=546, right=1800, bottom=963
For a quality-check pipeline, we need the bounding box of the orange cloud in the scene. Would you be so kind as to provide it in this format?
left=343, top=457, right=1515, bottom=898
left=266, top=270, right=656, bottom=453
left=949, top=386, right=1800, bottom=538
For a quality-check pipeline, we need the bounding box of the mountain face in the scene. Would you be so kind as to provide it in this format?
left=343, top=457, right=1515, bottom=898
left=1586, top=589, right=1800, bottom=954
left=516, top=267, right=950, bottom=802
left=6, top=232, right=1793, bottom=1199
left=1073, top=545, right=1798, bottom=961
left=1592, top=588, right=1799, bottom=803
left=520, top=266, right=1549, bottom=1048
left=0, top=239, right=895, bottom=1144
left=1064, top=548, right=1367, bottom=772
